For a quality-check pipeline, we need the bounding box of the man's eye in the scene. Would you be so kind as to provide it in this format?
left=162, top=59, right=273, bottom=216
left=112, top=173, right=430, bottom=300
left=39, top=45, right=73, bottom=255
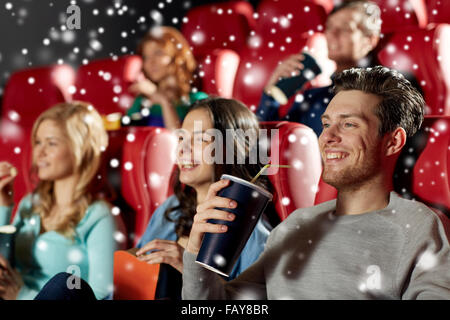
left=344, top=123, right=355, bottom=128
left=322, top=123, right=330, bottom=128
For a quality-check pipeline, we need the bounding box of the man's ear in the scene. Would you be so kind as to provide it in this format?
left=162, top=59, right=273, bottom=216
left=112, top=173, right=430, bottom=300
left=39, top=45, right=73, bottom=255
left=368, top=34, right=379, bottom=50
left=385, top=127, right=407, bottom=156
left=362, top=34, right=379, bottom=55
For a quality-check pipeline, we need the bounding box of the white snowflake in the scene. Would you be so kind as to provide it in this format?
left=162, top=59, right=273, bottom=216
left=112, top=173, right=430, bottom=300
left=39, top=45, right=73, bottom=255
left=111, top=206, right=120, bottom=216
left=149, top=173, right=162, bottom=188
left=124, top=162, right=133, bottom=171
left=114, top=231, right=126, bottom=243
left=213, top=254, right=226, bottom=267
left=281, top=197, right=290, bottom=206
left=68, top=248, right=83, bottom=264
left=36, top=239, right=48, bottom=251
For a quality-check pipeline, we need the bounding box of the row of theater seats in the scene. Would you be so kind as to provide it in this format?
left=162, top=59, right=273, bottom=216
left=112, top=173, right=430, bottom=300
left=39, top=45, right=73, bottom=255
left=1, top=0, right=450, bottom=248
left=182, top=0, right=450, bottom=115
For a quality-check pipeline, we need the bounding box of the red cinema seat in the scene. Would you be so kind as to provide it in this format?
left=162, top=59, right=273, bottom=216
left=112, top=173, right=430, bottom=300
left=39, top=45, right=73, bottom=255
left=181, top=2, right=255, bottom=97
left=232, top=0, right=332, bottom=109
left=260, top=121, right=322, bottom=220
left=255, top=0, right=327, bottom=51
left=314, top=176, right=337, bottom=205
left=426, top=0, right=450, bottom=24
left=181, top=1, right=255, bottom=58
left=394, top=116, right=450, bottom=217
left=312, top=0, right=334, bottom=14
left=377, top=24, right=450, bottom=115
left=121, top=127, right=177, bottom=246
left=374, top=0, right=427, bottom=33
left=1, top=64, right=75, bottom=128
left=72, top=55, right=142, bottom=116
left=196, top=49, right=240, bottom=98
left=0, top=129, right=33, bottom=219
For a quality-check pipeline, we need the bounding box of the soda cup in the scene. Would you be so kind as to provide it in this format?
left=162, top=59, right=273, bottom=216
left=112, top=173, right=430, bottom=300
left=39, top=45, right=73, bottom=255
left=195, top=174, right=273, bottom=277
left=0, top=225, right=16, bottom=268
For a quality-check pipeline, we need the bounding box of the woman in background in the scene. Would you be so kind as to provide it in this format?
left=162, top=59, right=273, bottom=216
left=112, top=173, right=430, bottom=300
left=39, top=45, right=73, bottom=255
left=0, top=102, right=116, bottom=300
left=127, top=26, right=207, bottom=129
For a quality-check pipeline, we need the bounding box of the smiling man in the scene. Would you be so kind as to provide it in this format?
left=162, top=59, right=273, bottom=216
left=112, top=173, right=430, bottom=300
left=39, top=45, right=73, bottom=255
left=182, top=66, right=450, bottom=299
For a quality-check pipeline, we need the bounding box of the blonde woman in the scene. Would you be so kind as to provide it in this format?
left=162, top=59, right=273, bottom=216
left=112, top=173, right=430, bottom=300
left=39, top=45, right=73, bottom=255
left=126, top=26, right=208, bottom=129
left=0, top=102, right=116, bottom=300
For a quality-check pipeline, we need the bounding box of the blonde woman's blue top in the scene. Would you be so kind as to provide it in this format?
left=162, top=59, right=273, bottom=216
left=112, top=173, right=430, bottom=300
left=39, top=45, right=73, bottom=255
left=0, top=194, right=117, bottom=300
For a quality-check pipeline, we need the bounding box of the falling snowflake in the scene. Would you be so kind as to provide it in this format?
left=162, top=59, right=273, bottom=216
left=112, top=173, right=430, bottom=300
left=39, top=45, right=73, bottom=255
left=303, top=69, right=315, bottom=80
left=300, top=136, right=309, bottom=145
left=281, top=197, right=290, bottom=206
left=149, top=173, right=162, bottom=188
left=125, top=262, right=134, bottom=271
left=111, top=206, right=121, bottom=216
left=114, top=231, right=126, bottom=243
left=68, top=248, right=83, bottom=264
left=122, top=116, right=131, bottom=125
left=8, top=110, right=20, bottom=122
left=213, top=254, right=226, bottom=267
left=36, top=239, right=48, bottom=251
left=68, top=85, right=77, bottom=94
left=124, top=161, right=133, bottom=171
left=125, top=133, right=135, bottom=142
left=295, top=94, right=304, bottom=103
left=417, top=250, right=438, bottom=270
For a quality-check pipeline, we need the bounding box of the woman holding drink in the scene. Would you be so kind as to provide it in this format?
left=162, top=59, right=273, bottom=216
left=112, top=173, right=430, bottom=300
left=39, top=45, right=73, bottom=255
left=33, top=97, right=278, bottom=300
left=0, top=102, right=116, bottom=300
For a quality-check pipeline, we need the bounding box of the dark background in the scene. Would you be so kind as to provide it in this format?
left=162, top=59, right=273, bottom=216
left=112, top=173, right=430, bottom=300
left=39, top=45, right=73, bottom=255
left=0, top=0, right=260, bottom=101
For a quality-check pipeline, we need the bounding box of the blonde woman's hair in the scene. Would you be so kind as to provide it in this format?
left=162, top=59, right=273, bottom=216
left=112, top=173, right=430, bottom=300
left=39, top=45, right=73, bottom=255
left=30, top=101, right=109, bottom=238
left=137, top=26, right=197, bottom=102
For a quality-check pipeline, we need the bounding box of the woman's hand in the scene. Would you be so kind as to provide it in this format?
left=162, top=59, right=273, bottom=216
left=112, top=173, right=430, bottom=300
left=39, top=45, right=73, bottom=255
left=0, top=255, right=23, bottom=300
left=264, top=53, right=305, bottom=94
left=129, top=78, right=158, bottom=97
left=0, top=162, right=16, bottom=207
left=136, top=239, right=185, bottom=273
left=185, top=179, right=236, bottom=255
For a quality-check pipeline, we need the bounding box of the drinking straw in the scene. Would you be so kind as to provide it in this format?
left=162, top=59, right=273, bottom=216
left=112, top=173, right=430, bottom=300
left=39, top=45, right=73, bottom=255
left=250, top=164, right=291, bottom=184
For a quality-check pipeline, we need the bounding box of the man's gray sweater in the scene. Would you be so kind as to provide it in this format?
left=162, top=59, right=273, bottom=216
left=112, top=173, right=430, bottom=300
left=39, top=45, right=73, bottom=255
left=182, top=192, right=450, bottom=299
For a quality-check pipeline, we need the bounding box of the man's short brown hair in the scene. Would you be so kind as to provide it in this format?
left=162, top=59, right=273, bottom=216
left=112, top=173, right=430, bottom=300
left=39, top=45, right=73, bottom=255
left=333, top=66, right=424, bottom=137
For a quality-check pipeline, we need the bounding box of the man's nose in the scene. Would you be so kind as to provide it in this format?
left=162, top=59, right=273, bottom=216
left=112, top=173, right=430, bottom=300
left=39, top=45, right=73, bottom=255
left=319, top=124, right=341, bottom=145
